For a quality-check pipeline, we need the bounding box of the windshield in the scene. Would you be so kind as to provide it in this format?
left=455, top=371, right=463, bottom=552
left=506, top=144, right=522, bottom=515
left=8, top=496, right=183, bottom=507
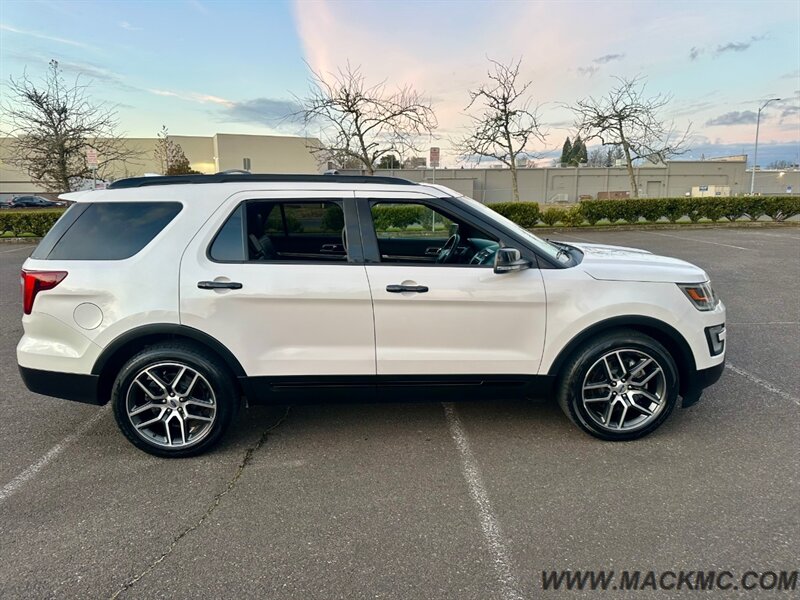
left=458, top=196, right=571, bottom=263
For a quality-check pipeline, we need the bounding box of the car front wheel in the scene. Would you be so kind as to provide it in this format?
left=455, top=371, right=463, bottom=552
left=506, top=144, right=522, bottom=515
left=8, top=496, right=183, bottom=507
left=111, top=343, right=239, bottom=457
left=557, top=330, right=679, bottom=441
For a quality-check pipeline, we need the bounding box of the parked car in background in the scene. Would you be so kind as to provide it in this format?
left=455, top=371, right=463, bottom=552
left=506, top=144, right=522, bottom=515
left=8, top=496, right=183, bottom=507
left=2, top=196, right=66, bottom=209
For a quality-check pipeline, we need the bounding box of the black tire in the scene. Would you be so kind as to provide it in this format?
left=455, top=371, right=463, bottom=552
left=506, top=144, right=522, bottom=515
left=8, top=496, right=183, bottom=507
left=111, top=343, right=239, bottom=457
left=556, top=329, right=679, bottom=441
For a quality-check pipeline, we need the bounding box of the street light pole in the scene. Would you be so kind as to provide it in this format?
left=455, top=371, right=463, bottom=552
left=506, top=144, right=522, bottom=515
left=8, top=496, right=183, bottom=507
left=750, top=97, right=781, bottom=194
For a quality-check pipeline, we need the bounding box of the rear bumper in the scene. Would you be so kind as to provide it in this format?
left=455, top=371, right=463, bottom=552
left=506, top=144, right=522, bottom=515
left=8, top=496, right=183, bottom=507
left=681, top=360, right=725, bottom=408
left=18, top=365, right=104, bottom=405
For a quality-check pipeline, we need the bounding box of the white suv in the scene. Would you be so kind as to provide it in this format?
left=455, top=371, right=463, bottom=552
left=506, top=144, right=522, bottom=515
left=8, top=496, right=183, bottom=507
left=18, top=174, right=726, bottom=457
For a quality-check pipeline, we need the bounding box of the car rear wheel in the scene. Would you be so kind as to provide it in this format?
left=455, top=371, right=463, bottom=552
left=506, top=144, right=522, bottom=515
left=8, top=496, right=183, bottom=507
left=556, top=330, right=679, bottom=441
left=111, top=343, right=239, bottom=457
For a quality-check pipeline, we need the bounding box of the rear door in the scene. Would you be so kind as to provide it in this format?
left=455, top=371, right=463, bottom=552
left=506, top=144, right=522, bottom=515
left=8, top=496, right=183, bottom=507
left=180, top=191, right=376, bottom=379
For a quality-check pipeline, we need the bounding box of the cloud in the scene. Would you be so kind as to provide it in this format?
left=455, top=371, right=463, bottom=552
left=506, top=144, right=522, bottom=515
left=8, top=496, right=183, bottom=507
left=690, top=35, right=766, bottom=61
left=575, top=53, right=623, bottom=79
left=4, top=52, right=135, bottom=91
left=705, top=111, right=759, bottom=126
left=222, top=98, right=303, bottom=127
left=593, top=53, right=624, bottom=64
left=148, top=89, right=233, bottom=107
left=186, top=0, right=210, bottom=15
left=119, top=21, right=142, bottom=31
left=682, top=140, right=799, bottom=164
left=714, top=35, right=766, bottom=57
left=780, top=69, right=799, bottom=80
left=58, top=60, right=127, bottom=85
left=0, top=23, right=92, bottom=49
left=669, top=100, right=717, bottom=118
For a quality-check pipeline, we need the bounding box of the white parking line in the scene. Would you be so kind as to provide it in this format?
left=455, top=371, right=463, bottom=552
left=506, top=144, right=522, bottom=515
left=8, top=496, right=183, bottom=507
left=0, top=245, right=34, bottom=254
left=752, top=232, right=800, bottom=240
left=648, top=231, right=751, bottom=250
left=725, top=364, right=800, bottom=406
left=0, top=407, right=109, bottom=504
left=443, top=403, right=523, bottom=600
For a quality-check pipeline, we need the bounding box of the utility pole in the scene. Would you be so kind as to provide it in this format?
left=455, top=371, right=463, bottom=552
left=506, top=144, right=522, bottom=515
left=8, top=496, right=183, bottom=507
left=750, top=98, right=780, bottom=194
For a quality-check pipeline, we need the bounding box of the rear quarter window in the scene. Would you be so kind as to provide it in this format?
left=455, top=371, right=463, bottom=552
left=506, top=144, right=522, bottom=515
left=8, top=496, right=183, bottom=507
left=32, top=202, right=182, bottom=260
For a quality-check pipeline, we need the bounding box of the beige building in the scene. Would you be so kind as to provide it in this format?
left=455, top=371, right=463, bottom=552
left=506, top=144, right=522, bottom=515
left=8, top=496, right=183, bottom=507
left=0, top=133, right=322, bottom=194
left=342, top=159, right=799, bottom=202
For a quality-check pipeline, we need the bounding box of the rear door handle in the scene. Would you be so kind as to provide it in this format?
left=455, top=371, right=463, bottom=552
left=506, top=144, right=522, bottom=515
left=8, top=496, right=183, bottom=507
left=198, top=280, right=243, bottom=290
left=386, top=284, right=429, bottom=293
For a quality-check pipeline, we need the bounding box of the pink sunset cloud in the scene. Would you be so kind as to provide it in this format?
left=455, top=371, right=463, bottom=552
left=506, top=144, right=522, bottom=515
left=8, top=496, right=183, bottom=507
left=291, top=0, right=798, bottom=165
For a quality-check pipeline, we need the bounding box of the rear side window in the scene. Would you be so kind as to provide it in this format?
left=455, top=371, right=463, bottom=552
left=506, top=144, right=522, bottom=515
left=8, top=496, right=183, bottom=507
left=32, top=202, right=182, bottom=260
left=209, top=205, right=246, bottom=261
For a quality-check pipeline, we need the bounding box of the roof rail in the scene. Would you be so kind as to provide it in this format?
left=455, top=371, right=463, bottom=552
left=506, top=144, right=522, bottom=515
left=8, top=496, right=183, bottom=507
left=107, top=173, right=415, bottom=189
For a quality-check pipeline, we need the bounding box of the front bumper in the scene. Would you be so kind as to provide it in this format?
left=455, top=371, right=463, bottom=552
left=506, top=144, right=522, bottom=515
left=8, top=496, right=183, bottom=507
left=681, top=359, right=725, bottom=408
left=19, top=365, right=103, bottom=405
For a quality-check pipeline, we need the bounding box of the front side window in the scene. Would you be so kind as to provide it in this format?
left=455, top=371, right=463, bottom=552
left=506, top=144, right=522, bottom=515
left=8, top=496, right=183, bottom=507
left=370, top=201, right=499, bottom=266
left=458, top=196, right=570, bottom=264
left=210, top=200, right=348, bottom=263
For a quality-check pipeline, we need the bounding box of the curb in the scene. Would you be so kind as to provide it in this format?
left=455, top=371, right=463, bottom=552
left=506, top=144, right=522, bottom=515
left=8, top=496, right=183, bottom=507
left=530, top=222, right=800, bottom=234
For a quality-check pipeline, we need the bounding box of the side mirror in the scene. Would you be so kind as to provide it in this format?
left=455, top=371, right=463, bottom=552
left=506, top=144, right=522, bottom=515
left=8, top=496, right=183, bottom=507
left=493, top=247, right=530, bottom=274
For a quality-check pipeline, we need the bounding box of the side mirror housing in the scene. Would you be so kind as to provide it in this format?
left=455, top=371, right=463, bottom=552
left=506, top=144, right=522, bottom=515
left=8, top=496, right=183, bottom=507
left=493, top=247, right=530, bottom=274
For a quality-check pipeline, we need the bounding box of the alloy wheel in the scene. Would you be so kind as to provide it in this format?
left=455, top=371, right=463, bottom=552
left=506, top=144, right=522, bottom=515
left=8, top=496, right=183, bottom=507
left=581, top=349, right=667, bottom=432
left=126, top=362, right=217, bottom=449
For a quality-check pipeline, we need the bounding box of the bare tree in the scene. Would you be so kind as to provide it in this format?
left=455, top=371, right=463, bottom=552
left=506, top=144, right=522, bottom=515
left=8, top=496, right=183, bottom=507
left=570, top=76, right=690, bottom=196
left=587, top=147, right=606, bottom=167
left=453, top=58, right=545, bottom=201
left=297, top=63, right=437, bottom=175
left=154, top=126, right=199, bottom=175
left=1, top=60, right=138, bottom=191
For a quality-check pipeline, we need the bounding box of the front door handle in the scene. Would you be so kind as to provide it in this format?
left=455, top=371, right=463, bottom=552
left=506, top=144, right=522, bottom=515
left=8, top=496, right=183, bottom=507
left=386, top=284, right=429, bottom=293
left=198, top=280, right=243, bottom=290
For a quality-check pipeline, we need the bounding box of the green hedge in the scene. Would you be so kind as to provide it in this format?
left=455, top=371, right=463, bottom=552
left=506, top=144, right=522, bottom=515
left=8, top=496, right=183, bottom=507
left=371, top=204, right=427, bottom=230
left=0, top=197, right=797, bottom=238
left=576, top=196, right=798, bottom=225
left=0, top=209, right=65, bottom=237
left=489, top=202, right=541, bottom=228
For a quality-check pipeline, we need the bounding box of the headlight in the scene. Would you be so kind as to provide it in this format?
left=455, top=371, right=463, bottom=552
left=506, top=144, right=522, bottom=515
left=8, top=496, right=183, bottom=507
left=678, top=281, right=718, bottom=311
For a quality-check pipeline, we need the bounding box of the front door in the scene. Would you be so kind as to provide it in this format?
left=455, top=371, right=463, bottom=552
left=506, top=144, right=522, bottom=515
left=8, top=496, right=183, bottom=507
left=357, top=193, right=547, bottom=376
left=180, top=192, right=376, bottom=378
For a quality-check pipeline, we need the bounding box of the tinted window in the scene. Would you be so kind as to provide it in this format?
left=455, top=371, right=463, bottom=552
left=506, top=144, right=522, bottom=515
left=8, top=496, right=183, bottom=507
left=209, top=205, right=246, bottom=261
left=37, top=202, right=182, bottom=260
left=281, top=202, right=344, bottom=235
left=209, top=200, right=348, bottom=263
left=372, top=203, right=453, bottom=239
left=31, top=204, right=89, bottom=259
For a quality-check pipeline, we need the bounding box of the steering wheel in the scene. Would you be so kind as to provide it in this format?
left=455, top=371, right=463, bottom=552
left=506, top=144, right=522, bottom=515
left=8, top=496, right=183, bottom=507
left=436, top=232, right=461, bottom=264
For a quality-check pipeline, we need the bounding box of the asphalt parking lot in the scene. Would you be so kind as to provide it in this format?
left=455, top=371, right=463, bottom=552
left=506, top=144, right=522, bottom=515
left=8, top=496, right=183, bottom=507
left=1, top=226, right=798, bottom=599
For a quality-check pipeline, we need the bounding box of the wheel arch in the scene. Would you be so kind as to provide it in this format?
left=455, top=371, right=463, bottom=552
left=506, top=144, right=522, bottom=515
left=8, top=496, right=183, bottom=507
left=546, top=316, right=696, bottom=397
left=92, top=324, right=246, bottom=403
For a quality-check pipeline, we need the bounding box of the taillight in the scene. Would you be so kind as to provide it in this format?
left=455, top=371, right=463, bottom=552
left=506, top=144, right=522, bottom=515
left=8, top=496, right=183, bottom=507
left=21, top=270, right=67, bottom=315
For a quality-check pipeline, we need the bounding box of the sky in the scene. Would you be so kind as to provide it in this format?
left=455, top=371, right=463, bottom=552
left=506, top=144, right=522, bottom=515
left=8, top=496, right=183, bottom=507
left=1, top=0, right=798, bottom=168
